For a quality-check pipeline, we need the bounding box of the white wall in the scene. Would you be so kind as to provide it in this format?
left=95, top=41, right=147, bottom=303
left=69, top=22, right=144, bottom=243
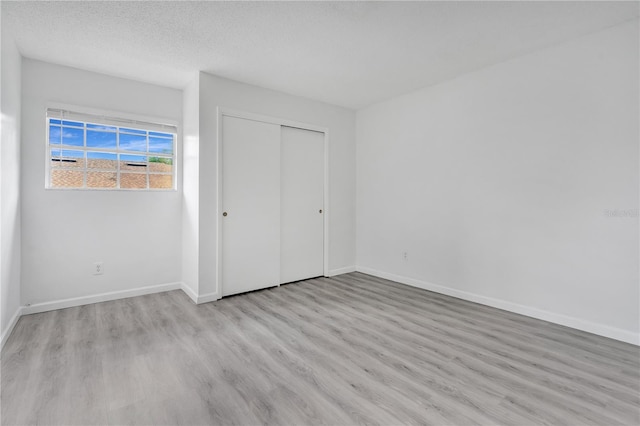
left=181, top=75, right=199, bottom=300
left=196, top=72, right=356, bottom=298
left=357, top=20, right=639, bottom=343
left=21, top=59, right=183, bottom=306
left=1, top=35, right=22, bottom=344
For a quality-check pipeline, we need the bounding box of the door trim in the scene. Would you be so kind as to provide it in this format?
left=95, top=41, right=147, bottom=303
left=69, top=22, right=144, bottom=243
left=216, top=107, right=330, bottom=298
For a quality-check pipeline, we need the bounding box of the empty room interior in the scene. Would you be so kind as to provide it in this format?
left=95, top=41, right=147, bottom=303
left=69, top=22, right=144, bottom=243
left=1, top=1, right=639, bottom=425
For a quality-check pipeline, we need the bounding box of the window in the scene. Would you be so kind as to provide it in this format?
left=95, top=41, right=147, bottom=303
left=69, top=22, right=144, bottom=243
left=46, top=108, right=177, bottom=190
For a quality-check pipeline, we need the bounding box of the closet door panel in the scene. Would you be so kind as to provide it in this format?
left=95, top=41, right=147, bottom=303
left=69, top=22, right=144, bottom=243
left=281, top=126, right=324, bottom=284
left=221, top=116, right=281, bottom=297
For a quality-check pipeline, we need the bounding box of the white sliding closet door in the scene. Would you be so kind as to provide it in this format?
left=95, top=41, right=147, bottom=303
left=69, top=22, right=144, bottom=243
left=221, top=116, right=281, bottom=297
left=280, top=126, right=324, bottom=284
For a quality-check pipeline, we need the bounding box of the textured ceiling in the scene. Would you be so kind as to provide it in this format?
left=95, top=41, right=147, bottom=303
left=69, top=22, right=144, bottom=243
left=2, top=1, right=638, bottom=109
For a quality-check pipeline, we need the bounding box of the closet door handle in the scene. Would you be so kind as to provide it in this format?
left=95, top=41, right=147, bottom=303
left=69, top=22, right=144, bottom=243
left=319, top=209, right=323, bottom=214
left=223, top=212, right=228, bottom=217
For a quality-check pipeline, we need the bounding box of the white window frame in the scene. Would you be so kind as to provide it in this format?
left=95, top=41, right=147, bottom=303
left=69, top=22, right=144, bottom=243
left=45, top=106, right=178, bottom=191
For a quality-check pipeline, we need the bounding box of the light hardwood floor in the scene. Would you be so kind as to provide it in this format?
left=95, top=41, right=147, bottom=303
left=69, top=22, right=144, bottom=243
left=2, top=272, right=639, bottom=425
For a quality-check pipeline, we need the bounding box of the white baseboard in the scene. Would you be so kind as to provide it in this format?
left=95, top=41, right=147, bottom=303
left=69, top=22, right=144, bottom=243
left=196, top=292, right=219, bottom=304
left=327, top=266, right=356, bottom=277
left=357, top=266, right=639, bottom=346
left=1, top=307, right=23, bottom=350
left=179, top=283, right=218, bottom=304
left=22, top=282, right=183, bottom=315
left=181, top=283, right=199, bottom=304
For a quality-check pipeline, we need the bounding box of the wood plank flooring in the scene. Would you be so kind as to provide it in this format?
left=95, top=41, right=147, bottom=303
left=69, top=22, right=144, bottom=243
left=2, top=272, right=639, bottom=425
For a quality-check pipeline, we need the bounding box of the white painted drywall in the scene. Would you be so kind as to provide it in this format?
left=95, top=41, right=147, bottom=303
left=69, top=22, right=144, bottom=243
left=357, top=20, right=639, bottom=342
left=181, top=75, right=199, bottom=299
left=21, top=59, right=183, bottom=306
left=1, top=36, right=22, bottom=342
left=197, top=72, right=356, bottom=298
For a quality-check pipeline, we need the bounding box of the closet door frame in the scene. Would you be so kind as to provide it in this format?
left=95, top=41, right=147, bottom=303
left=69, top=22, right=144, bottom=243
left=216, top=107, right=330, bottom=296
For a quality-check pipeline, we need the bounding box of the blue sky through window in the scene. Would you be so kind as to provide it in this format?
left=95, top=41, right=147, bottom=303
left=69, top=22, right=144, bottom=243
left=120, top=154, right=147, bottom=163
left=87, top=130, right=116, bottom=149
left=149, top=131, right=172, bottom=138
left=49, top=118, right=174, bottom=161
left=121, top=127, right=146, bottom=135
left=49, top=119, right=174, bottom=155
left=149, top=137, right=173, bottom=154
left=62, top=120, right=83, bottom=127
left=62, top=127, right=83, bottom=146
left=119, top=133, right=147, bottom=151
left=49, top=125, right=61, bottom=144
left=61, top=150, right=83, bottom=159
left=88, top=152, right=116, bottom=160
left=87, top=123, right=116, bottom=131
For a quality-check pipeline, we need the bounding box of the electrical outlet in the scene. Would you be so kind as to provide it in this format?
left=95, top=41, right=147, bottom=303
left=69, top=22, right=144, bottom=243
left=403, top=251, right=408, bottom=261
left=93, top=262, right=104, bottom=275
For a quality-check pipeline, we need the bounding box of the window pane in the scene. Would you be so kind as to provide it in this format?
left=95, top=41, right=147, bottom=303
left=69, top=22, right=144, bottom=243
left=148, top=157, right=173, bottom=173
left=120, top=127, right=146, bottom=135
left=87, top=123, right=116, bottom=131
left=149, top=174, right=173, bottom=189
left=62, top=127, right=84, bottom=147
left=149, top=131, right=173, bottom=138
left=87, top=129, right=116, bottom=149
left=62, top=120, right=83, bottom=127
left=49, top=125, right=61, bottom=145
left=50, top=149, right=62, bottom=168
left=87, top=171, right=117, bottom=188
left=87, top=152, right=117, bottom=170
left=120, top=173, right=147, bottom=189
left=46, top=111, right=175, bottom=191
left=119, top=133, right=147, bottom=151
left=120, top=154, right=147, bottom=171
left=51, top=170, right=83, bottom=188
left=59, top=150, right=85, bottom=168
left=149, top=136, right=173, bottom=154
